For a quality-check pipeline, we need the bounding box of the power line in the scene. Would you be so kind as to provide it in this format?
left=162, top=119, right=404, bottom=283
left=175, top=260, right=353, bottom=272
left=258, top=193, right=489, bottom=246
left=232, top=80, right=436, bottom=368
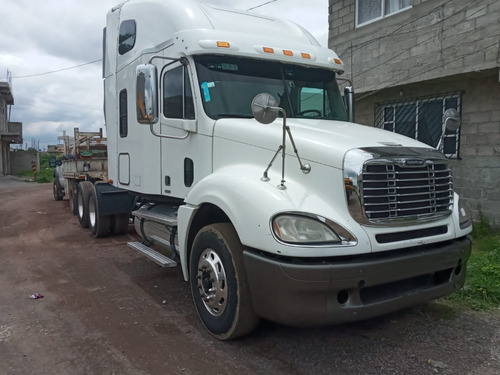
left=349, top=2, right=489, bottom=83
left=247, top=0, right=277, bottom=11
left=337, top=0, right=482, bottom=58
left=355, top=31, right=500, bottom=102
left=2, top=59, right=102, bottom=80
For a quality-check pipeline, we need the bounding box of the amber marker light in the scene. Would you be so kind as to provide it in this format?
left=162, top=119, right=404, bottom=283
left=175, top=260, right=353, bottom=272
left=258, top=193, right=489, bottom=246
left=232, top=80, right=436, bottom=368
left=263, top=47, right=274, bottom=53
left=334, top=58, right=342, bottom=65
left=107, top=179, right=113, bottom=184
left=217, top=41, right=230, bottom=48
left=301, top=53, right=311, bottom=59
left=283, top=50, right=293, bottom=56
left=273, top=221, right=282, bottom=240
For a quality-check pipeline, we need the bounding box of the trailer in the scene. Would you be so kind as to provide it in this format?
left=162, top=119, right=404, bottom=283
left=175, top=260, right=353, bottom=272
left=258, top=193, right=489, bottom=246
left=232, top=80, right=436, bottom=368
left=55, top=0, right=472, bottom=340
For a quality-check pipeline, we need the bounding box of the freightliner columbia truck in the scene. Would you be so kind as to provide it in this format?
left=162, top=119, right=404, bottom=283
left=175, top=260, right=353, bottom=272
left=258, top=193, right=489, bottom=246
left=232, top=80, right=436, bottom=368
left=57, top=0, right=473, bottom=339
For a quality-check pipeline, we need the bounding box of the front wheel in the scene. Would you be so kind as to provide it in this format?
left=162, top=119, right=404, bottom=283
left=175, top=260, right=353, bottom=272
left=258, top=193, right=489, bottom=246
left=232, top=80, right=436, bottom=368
left=189, top=223, right=259, bottom=340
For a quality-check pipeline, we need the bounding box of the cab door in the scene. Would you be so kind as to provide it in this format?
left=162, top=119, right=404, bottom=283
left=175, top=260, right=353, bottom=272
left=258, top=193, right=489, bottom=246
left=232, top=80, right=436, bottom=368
left=159, top=63, right=201, bottom=198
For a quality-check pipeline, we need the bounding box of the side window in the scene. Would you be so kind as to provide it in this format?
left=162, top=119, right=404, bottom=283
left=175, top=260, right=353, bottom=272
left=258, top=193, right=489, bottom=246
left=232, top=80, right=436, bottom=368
left=119, top=89, right=128, bottom=138
left=118, top=20, right=136, bottom=55
left=300, top=88, right=324, bottom=115
left=163, top=66, right=195, bottom=119
left=376, top=94, right=462, bottom=158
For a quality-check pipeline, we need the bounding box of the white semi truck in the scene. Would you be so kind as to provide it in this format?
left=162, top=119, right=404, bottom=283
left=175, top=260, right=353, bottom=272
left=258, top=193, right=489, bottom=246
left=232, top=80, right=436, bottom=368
left=64, top=0, right=472, bottom=339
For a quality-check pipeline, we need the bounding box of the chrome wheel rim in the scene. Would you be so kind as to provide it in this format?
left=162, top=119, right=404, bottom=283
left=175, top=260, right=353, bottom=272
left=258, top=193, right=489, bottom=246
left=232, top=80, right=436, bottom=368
left=196, top=248, right=228, bottom=316
left=88, top=197, right=96, bottom=227
left=78, top=191, right=84, bottom=218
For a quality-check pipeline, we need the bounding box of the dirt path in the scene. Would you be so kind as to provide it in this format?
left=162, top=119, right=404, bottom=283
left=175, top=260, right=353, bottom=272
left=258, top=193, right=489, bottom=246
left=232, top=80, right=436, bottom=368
left=0, top=179, right=499, bottom=374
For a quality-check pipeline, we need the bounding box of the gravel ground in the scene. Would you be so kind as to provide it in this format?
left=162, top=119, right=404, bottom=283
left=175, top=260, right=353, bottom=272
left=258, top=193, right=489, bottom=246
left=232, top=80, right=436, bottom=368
left=0, top=179, right=499, bottom=375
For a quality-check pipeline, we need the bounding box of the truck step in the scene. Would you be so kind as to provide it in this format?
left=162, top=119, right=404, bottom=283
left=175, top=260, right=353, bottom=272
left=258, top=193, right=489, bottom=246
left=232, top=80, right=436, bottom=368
left=127, top=241, right=177, bottom=268
left=132, top=209, right=178, bottom=226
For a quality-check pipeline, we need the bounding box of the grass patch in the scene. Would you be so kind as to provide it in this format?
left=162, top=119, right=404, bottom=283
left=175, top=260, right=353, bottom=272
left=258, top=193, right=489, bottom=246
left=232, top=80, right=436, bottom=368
left=445, top=228, right=500, bottom=311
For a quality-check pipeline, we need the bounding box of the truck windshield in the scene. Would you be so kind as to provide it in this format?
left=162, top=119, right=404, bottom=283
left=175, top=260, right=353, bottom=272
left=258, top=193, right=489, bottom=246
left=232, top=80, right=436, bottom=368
left=194, top=55, right=348, bottom=121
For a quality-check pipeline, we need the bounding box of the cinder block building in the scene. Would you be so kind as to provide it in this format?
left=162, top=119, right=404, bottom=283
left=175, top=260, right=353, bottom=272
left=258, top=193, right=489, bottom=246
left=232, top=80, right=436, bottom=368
left=329, top=0, right=500, bottom=227
left=0, top=77, right=23, bottom=175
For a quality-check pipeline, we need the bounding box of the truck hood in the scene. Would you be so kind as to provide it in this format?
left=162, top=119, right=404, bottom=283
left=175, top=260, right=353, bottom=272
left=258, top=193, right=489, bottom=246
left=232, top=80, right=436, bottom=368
left=213, top=118, right=428, bottom=169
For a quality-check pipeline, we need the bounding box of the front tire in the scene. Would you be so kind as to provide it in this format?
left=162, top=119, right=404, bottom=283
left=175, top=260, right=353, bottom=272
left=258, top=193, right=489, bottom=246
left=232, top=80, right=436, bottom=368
left=189, top=223, right=259, bottom=340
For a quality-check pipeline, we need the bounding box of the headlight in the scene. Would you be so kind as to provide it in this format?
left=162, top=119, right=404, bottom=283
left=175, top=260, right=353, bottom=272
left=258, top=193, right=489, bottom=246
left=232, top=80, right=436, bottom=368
left=272, top=214, right=341, bottom=244
left=458, top=198, right=471, bottom=229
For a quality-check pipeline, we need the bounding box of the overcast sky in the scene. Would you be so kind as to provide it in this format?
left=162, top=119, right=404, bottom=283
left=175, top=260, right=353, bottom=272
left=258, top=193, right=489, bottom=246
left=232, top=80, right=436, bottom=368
left=0, top=0, right=328, bottom=150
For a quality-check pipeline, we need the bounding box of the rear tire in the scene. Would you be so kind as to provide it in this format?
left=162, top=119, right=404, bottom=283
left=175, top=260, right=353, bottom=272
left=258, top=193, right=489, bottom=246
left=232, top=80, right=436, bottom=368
left=68, top=183, right=78, bottom=215
left=189, top=223, right=259, bottom=340
left=89, top=185, right=111, bottom=237
left=77, top=181, right=93, bottom=228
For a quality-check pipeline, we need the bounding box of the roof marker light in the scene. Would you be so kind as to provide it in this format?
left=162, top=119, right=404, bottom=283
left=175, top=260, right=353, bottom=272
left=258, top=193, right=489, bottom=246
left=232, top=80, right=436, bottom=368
left=217, top=41, right=230, bottom=48
left=334, top=58, right=342, bottom=65
left=263, top=47, right=274, bottom=54
left=301, top=53, right=311, bottom=59
left=283, top=50, right=293, bottom=56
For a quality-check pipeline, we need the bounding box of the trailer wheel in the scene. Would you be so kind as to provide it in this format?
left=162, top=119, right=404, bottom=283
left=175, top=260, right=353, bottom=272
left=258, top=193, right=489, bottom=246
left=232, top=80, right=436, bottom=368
left=68, top=183, right=78, bottom=215
left=111, top=214, right=130, bottom=235
left=88, top=185, right=110, bottom=237
left=77, top=181, right=93, bottom=228
left=53, top=181, right=64, bottom=201
left=189, top=223, right=259, bottom=340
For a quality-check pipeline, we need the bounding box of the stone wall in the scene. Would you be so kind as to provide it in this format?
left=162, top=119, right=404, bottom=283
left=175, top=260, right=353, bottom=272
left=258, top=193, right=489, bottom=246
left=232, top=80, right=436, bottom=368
left=9, top=150, right=39, bottom=176
left=329, top=0, right=500, bottom=93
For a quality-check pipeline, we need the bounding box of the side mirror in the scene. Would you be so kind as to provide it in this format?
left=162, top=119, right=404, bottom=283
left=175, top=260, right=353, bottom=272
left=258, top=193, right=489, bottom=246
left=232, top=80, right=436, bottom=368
left=443, top=108, right=460, bottom=131
left=136, top=64, right=158, bottom=124
left=251, top=93, right=279, bottom=124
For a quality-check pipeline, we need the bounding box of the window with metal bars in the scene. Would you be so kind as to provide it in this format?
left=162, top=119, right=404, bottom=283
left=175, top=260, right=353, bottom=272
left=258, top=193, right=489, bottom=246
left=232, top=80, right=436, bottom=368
left=375, top=93, right=462, bottom=158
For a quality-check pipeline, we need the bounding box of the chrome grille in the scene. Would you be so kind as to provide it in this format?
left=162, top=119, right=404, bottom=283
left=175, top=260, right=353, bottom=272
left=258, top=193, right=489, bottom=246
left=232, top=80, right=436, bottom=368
left=362, top=161, right=453, bottom=222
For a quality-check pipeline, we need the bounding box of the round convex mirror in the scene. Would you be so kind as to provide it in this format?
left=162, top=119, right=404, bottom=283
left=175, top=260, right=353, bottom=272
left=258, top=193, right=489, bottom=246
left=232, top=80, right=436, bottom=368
left=251, top=93, right=279, bottom=124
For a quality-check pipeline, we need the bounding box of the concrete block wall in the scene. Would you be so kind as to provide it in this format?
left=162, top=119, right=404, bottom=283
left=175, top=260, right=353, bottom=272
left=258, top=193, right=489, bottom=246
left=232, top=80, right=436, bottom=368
left=9, top=150, right=39, bottom=176
left=352, top=69, right=500, bottom=227
left=329, top=0, right=500, bottom=93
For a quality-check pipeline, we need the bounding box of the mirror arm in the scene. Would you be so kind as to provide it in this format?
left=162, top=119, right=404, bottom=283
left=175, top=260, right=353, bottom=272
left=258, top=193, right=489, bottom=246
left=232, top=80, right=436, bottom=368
left=261, top=106, right=311, bottom=190
left=261, top=145, right=283, bottom=182
left=284, top=123, right=311, bottom=174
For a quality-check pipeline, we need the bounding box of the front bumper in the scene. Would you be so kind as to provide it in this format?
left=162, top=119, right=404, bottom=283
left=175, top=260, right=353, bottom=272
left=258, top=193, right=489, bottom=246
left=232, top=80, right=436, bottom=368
left=243, top=236, right=471, bottom=327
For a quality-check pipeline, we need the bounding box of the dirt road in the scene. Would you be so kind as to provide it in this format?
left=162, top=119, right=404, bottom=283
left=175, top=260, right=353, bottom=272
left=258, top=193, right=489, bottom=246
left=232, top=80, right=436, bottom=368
left=1, top=177, right=499, bottom=374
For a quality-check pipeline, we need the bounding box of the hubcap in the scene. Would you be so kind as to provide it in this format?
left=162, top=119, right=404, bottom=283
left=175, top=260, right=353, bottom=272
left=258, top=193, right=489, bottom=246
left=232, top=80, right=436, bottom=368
left=89, top=198, right=96, bottom=227
left=196, top=248, right=227, bottom=316
left=78, top=192, right=84, bottom=218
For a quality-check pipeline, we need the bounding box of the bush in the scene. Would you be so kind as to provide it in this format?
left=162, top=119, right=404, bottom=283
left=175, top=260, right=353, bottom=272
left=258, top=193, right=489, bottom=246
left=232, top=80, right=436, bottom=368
left=446, top=233, right=500, bottom=311
left=18, top=152, right=55, bottom=183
